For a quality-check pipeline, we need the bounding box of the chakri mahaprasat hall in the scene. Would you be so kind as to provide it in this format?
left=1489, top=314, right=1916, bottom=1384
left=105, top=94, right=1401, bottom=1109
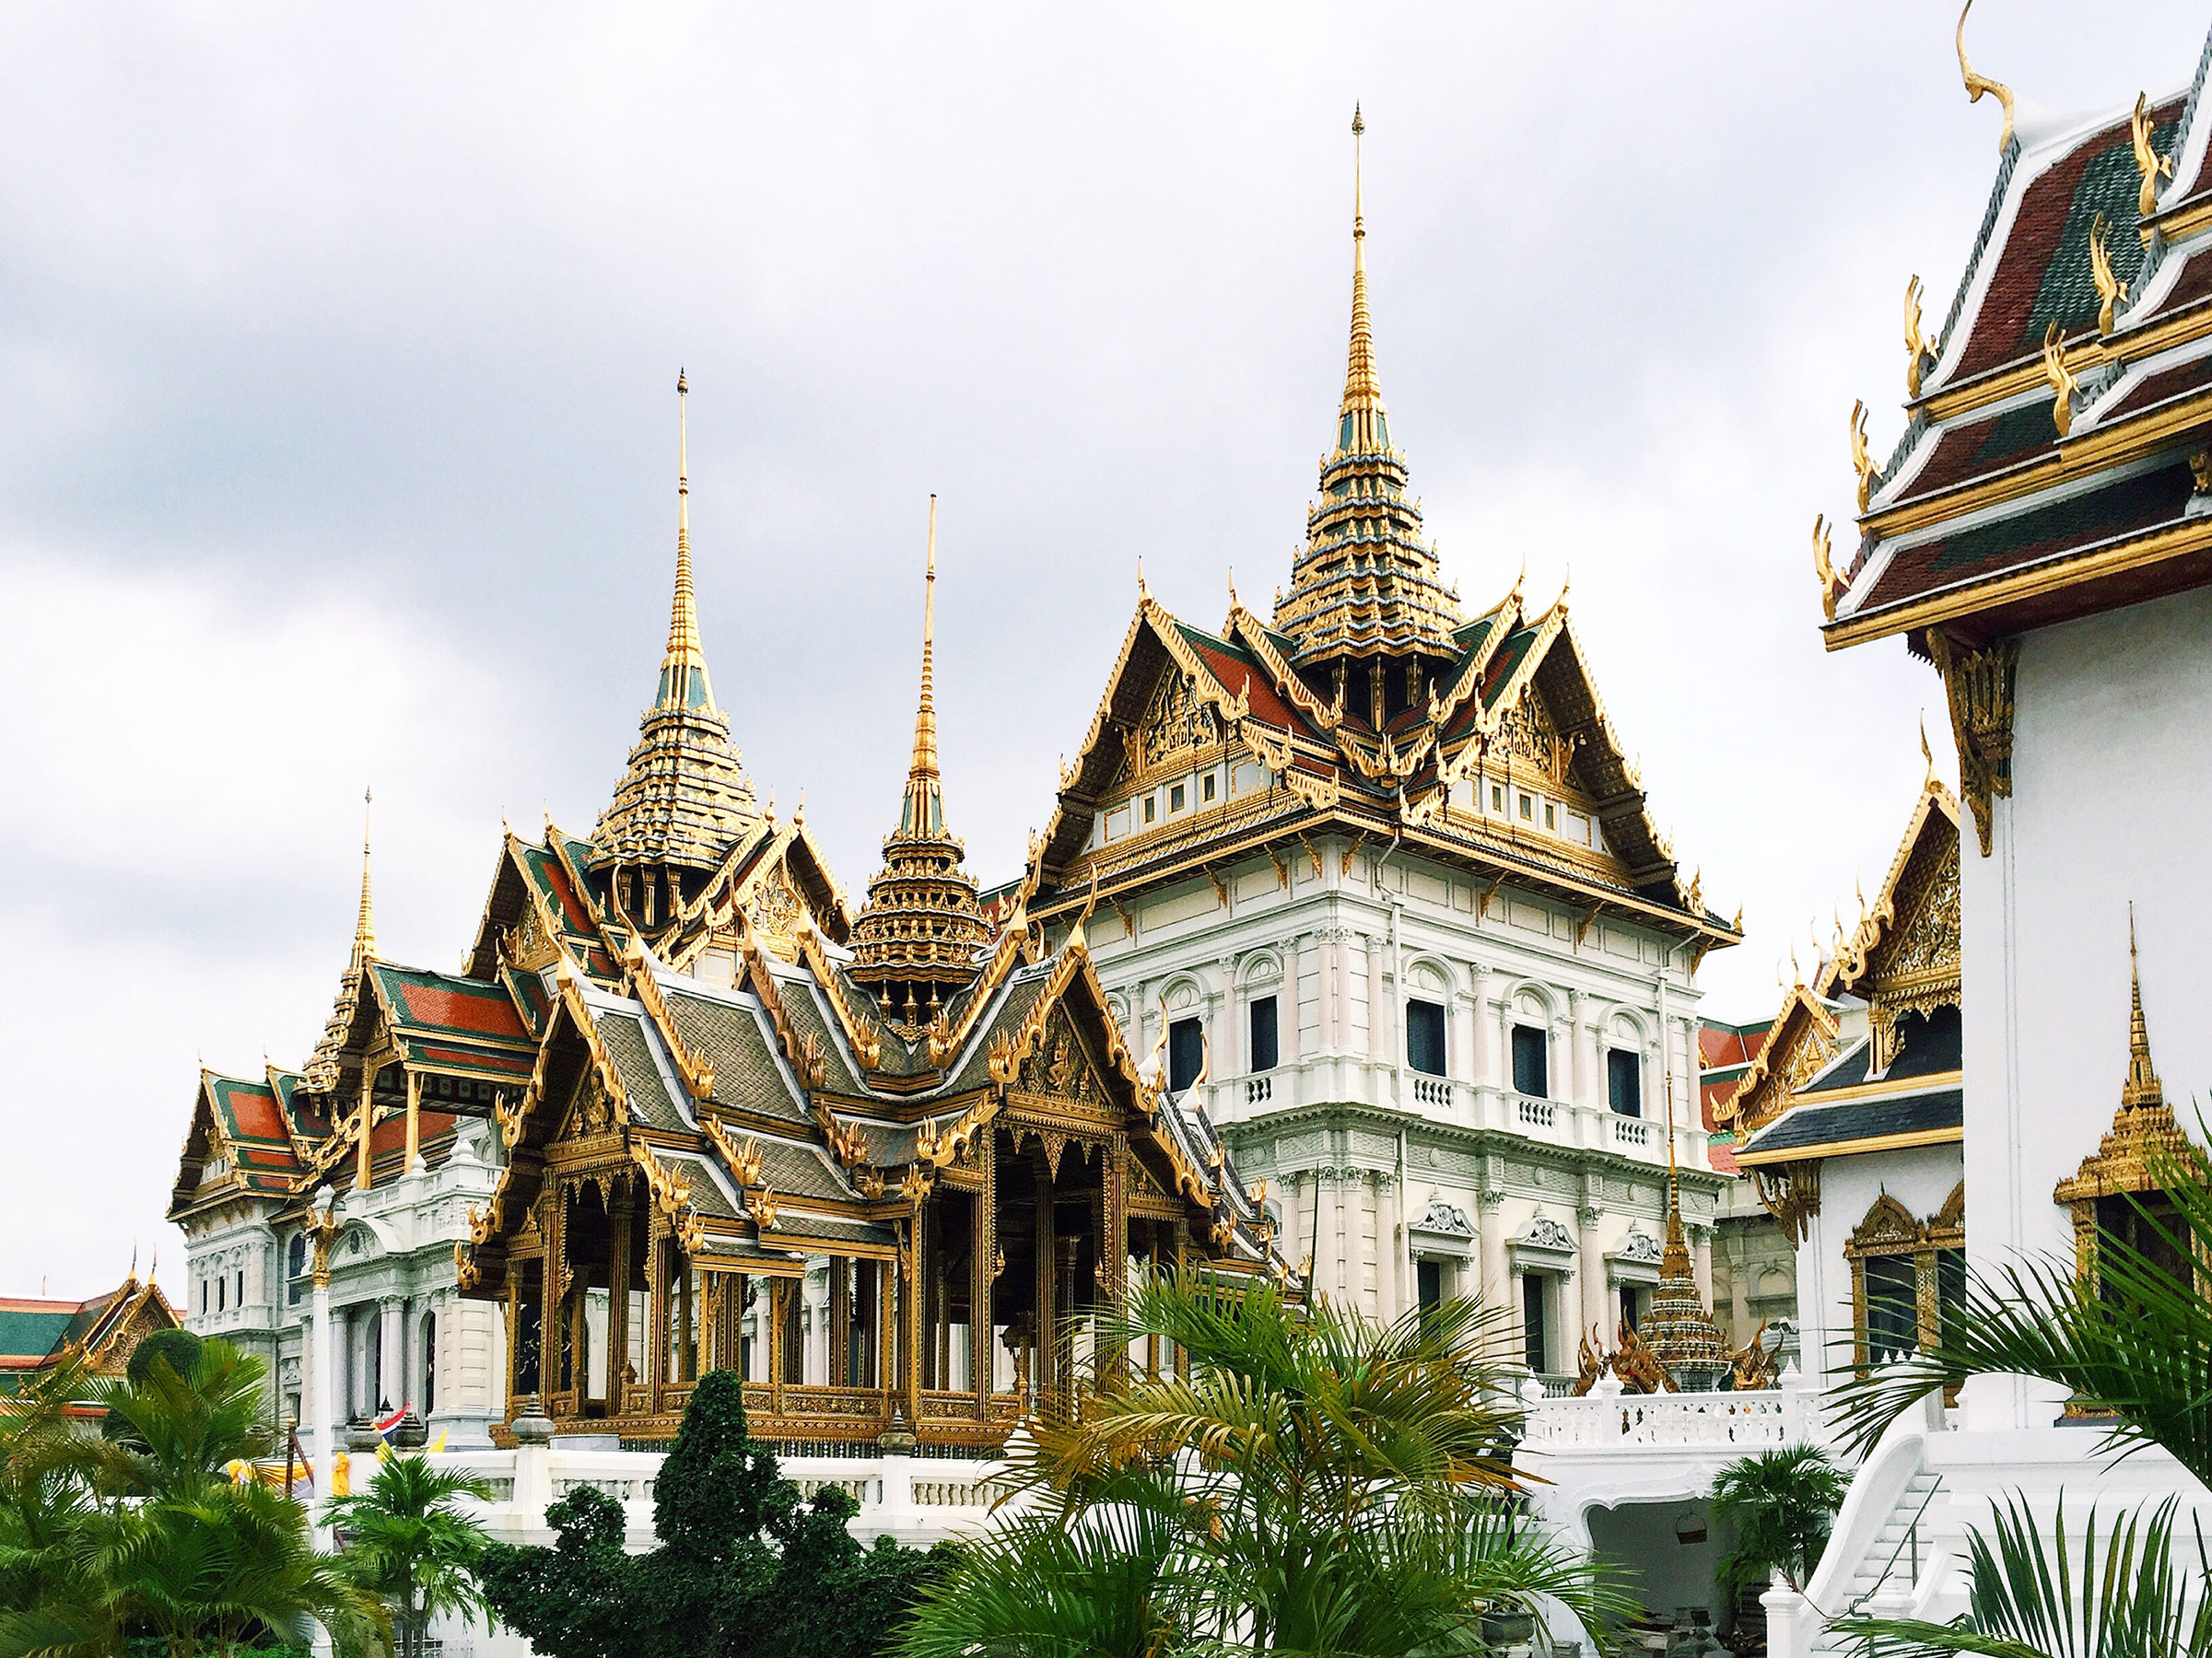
left=168, top=113, right=1755, bottom=1483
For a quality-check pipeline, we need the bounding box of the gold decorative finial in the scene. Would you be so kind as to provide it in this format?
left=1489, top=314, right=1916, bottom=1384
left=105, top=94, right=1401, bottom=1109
left=659, top=368, right=711, bottom=709
left=1956, top=0, right=2016, bottom=153
left=355, top=786, right=377, bottom=962
left=2089, top=213, right=2126, bottom=334
left=1136, top=557, right=1148, bottom=600
left=1850, top=402, right=1875, bottom=512
left=2123, top=905, right=2163, bottom=1109
left=1904, top=276, right=1934, bottom=398
left=1341, top=103, right=1382, bottom=430
left=2134, top=94, right=2174, bottom=219
left=1812, top=514, right=1843, bottom=622
left=1919, top=713, right=1938, bottom=785
left=1227, top=566, right=1238, bottom=611
left=2042, top=322, right=2078, bottom=437
left=911, top=494, right=939, bottom=780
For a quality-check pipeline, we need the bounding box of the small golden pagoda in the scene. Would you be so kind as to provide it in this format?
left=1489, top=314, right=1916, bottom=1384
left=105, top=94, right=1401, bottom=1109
left=848, top=497, right=991, bottom=1031
left=588, top=371, right=765, bottom=923
left=1640, top=1096, right=1729, bottom=1390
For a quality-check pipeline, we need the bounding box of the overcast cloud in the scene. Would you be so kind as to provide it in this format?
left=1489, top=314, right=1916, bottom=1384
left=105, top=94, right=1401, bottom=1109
left=2, top=2, right=2201, bottom=1296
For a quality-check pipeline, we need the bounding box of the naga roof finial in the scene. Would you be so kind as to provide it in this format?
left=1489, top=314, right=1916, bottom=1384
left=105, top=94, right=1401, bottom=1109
left=1956, top=0, right=2016, bottom=154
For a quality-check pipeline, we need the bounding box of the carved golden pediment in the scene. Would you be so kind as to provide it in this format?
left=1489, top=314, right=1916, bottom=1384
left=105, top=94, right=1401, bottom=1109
left=1489, top=684, right=1574, bottom=788
left=1133, top=671, right=1223, bottom=780
left=745, top=861, right=805, bottom=963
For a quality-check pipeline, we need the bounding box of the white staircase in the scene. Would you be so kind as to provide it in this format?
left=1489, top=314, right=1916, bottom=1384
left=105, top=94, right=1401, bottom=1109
left=1806, top=1469, right=1941, bottom=1652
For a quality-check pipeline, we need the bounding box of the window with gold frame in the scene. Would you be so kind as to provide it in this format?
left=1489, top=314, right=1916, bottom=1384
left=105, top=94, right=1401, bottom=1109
left=1845, top=1184, right=1965, bottom=1379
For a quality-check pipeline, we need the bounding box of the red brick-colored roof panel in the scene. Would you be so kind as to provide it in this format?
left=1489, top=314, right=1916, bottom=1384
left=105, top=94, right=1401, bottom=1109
left=395, top=982, right=528, bottom=1042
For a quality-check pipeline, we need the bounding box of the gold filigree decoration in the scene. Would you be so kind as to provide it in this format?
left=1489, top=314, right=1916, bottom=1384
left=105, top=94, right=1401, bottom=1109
left=2089, top=213, right=2127, bottom=335
left=701, top=1115, right=763, bottom=1186
left=739, top=937, right=827, bottom=1091
left=1955, top=0, right=2015, bottom=153
left=813, top=1099, right=868, bottom=1167
left=794, top=922, right=883, bottom=1070
left=1751, top=1162, right=1821, bottom=1245
left=1134, top=672, right=1223, bottom=776
left=1813, top=514, right=1846, bottom=623
left=2133, top=91, right=2174, bottom=219
left=2042, top=323, right=2078, bottom=438
left=1904, top=275, right=1935, bottom=398
left=1850, top=401, right=1876, bottom=513
left=751, top=1184, right=780, bottom=1230
left=1927, top=631, right=2019, bottom=858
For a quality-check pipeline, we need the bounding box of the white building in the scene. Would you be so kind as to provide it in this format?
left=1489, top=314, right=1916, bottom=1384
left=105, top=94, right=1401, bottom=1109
left=1779, top=22, right=2212, bottom=1639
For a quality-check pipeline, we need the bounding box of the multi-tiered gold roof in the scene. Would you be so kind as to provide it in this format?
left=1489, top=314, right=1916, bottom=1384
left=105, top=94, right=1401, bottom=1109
left=1272, top=108, right=1461, bottom=677
left=588, top=372, right=764, bottom=880
left=848, top=498, right=991, bottom=1028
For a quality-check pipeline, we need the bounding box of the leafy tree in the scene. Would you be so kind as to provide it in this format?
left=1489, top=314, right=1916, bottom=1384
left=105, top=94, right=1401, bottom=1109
left=904, top=1268, right=1624, bottom=1658
left=326, top=1453, right=493, bottom=1658
left=477, top=1371, right=939, bottom=1658
left=1705, top=1444, right=1849, bottom=1596
left=0, top=1337, right=386, bottom=1658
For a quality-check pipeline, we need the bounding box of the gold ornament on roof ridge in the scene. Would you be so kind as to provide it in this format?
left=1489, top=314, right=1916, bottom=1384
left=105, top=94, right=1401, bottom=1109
left=2089, top=213, right=2127, bottom=335
left=1904, top=275, right=1935, bottom=398
left=2042, top=323, right=2078, bottom=437
left=2134, top=93, right=2174, bottom=221
left=1955, top=0, right=2016, bottom=154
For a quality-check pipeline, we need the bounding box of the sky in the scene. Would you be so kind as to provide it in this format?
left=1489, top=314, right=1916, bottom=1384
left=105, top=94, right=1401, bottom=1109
left=2, top=1, right=2206, bottom=1298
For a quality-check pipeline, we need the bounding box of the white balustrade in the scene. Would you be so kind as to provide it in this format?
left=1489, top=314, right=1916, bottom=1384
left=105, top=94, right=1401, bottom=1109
left=1516, top=1096, right=1558, bottom=1129
left=1520, top=1385, right=1825, bottom=1450
left=1609, top=1115, right=1652, bottom=1149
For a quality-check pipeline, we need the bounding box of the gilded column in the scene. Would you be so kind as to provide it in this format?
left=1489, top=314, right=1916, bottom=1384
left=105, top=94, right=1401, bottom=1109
left=606, top=1182, right=633, bottom=1412
left=539, top=1186, right=563, bottom=1407
left=905, top=1208, right=923, bottom=1425
left=1103, top=1142, right=1127, bottom=1377
left=972, top=1136, right=995, bottom=1413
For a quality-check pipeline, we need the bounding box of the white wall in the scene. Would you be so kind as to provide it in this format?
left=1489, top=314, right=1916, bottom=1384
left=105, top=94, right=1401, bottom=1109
left=1962, top=585, right=2212, bottom=1427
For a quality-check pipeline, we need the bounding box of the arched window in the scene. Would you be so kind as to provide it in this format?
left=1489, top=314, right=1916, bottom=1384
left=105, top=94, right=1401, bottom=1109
left=1846, top=1188, right=1965, bottom=1374
left=286, top=1234, right=308, bottom=1307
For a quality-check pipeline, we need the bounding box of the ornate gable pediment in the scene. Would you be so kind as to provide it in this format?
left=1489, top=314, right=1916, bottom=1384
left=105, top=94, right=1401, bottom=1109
left=1726, top=988, right=1840, bottom=1136
left=1127, top=669, right=1223, bottom=785
left=1489, top=684, right=1575, bottom=791
left=1012, top=1010, right=1107, bottom=1109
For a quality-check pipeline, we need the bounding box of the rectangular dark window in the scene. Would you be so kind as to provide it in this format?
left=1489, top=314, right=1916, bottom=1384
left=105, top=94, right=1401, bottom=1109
left=1201, top=773, right=1216, bottom=802
left=2096, top=1190, right=2193, bottom=1303
left=1418, top=1258, right=1443, bottom=1312
left=1248, top=996, right=1279, bottom=1073
left=1608, top=1048, right=1642, bottom=1117
left=1406, top=999, right=1446, bottom=1077
left=1169, top=783, right=1187, bottom=812
left=1621, top=1286, right=1644, bottom=1333
left=1168, top=1017, right=1206, bottom=1095
left=1936, top=1247, right=1966, bottom=1345
left=1865, top=1255, right=1917, bottom=1365
left=1522, top=1273, right=1549, bottom=1372
left=216, top=1277, right=225, bottom=1312
left=1512, top=1024, right=1549, bottom=1097
left=1143, top=797, right=1156, bottom=823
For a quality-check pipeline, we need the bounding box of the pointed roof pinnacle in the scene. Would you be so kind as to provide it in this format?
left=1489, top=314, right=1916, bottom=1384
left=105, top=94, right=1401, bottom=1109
left=354, top=786, right=377, bottom=963
left=912, top=494, right=940, bottom=782
left=2124, top=905, right=2164, bottom=1109
left=659, top=368, right=713, bottom=715
left=1340, top=102, right=1384, bottom=439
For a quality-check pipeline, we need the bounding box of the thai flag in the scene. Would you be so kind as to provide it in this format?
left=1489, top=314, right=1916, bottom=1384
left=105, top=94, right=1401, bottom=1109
left=372, top=1403, right=409, bottom=1438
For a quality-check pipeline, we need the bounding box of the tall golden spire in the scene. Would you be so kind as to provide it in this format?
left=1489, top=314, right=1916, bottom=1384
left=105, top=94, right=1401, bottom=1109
left=2123, top=905, right=2163, bottom=1110
left=658, top=369, right=713, bottom=714
left=908, top=495, right=941, bottom=788
left=353, top=786, right=376, bottom=963
left=1340, top=103, right=1383, bottom=443
left=1273, top=105, right=1459, bottom=671
left=850, top=496, right=989, bottom=1028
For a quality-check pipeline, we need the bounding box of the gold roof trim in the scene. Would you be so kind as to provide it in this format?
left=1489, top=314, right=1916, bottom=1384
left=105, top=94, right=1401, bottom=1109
left=622, top=938, right=715, bottom=1100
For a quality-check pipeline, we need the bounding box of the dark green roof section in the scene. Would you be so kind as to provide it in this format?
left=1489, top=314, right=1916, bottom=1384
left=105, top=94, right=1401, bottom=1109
left=755, top=1138, right=858, bottom=1203
left=770, top=973, right=864, bottom=1096
left=663, top=987, right=809, bottom=1126
left=0, top=1308, right=76, bottom=1364
left=595, top=1010, right=689, bottom=1132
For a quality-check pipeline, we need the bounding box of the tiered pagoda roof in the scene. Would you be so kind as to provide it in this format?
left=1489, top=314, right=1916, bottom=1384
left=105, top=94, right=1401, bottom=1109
left=1273, top=107, right=1462, bottom=672
left=589, top=372, right=764, bottom=878
left=848, top=500, right=991, bottom=1027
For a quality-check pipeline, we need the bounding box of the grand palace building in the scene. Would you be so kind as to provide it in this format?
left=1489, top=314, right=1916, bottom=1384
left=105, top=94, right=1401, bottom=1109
left=168, top=118, right=1749, bottom=1455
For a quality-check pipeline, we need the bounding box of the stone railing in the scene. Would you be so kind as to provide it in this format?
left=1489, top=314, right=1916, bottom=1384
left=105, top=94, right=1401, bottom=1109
left=1520, top=1378, right=1825, bottom=1451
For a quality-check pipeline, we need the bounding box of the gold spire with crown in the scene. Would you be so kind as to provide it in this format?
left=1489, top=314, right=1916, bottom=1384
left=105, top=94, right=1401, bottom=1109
left=2121, top=905, right=2162, bottom=1110
left=849, top=496, right=990, bottom=1032
left=588, top=371, right=764, bottom=883
left=1639, top=1052, right=1728, bottom=1389
left=304, top=788, right=379, bottom=1094
left=1272, top=105, right=1461, bottom=683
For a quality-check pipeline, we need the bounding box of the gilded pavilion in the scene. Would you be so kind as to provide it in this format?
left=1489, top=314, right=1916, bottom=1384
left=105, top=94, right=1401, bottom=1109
left=170, top=378, right=1284, bottom=1451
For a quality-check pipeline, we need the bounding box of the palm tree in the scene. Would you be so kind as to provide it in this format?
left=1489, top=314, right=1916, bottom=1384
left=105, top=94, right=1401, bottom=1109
left=1825, top=1137, right=2212, bottom=1658
left=0, top=1336, right=388, bottom=1658
left=1705, top=1445, right=1850, bottom=1597
left=903, top=1267, right=1624, bottom=1658
left=326, top=1452, right=494, bottom=1658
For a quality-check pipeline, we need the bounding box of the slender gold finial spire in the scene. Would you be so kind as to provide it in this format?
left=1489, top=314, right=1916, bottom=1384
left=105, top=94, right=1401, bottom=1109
left=2124, top=905, right=2163, bottom=1109
left=1340, top=103, right=1382, bottom=429
left=354, top=786, right=376, bottom=962
left=912, top=495, right=939, bottom=781
left=659, top=368, right=711, bottom=710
